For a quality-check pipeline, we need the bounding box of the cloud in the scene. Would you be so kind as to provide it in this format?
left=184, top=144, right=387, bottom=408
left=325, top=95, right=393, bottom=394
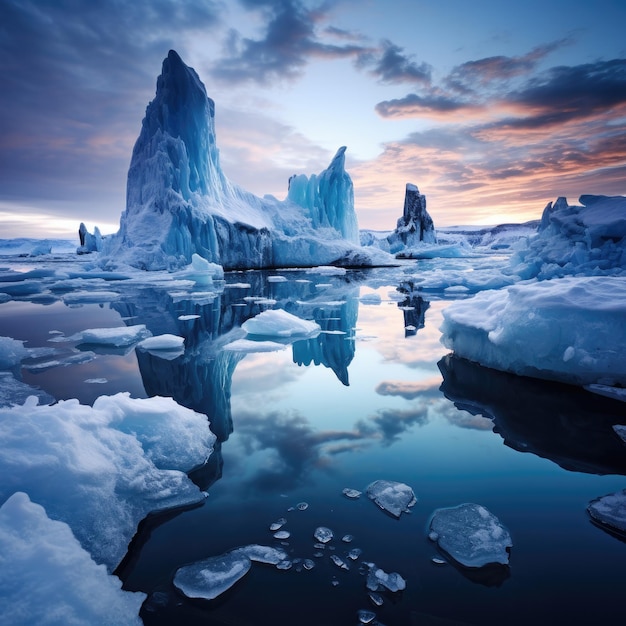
left=209, top=0, right=372, bottom=84
left=375, top=92, right=481, bottom=119
left=356, top=406, right=429, bottom=446
left=358, top=40, right=432, bottom=86
left=375, top=378, right=442, bottom=400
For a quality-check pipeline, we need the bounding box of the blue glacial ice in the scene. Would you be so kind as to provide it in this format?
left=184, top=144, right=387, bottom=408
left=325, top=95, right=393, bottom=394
left=101, top=50, right=394, bottom=271
left=429, top=503, right=512, bottom=568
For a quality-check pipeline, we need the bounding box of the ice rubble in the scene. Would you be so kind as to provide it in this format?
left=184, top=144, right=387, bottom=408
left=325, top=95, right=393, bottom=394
left=101, top=50, right=393, bottom=271
left=440, top=276, right=626, bottom=387
left=0, top=393, right=216, bottom=570
left=0, top=492, right=145, bottom=626
left=429, top=503, right=512, bottom=568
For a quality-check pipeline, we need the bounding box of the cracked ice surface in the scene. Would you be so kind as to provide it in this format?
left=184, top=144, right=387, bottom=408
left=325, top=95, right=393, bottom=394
left=429, top=503, right=512, bottom=568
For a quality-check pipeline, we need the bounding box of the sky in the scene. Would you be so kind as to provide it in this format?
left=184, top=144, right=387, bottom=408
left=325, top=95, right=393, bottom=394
left=1, top=0, right=625, bottom=240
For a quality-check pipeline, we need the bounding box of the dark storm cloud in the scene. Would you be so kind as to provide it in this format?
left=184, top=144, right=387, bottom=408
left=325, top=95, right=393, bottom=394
left=445, top=39, right=571, bottom=94
left=210, top=0, right=372, bottom=84
left=375, top=92, right=475, bottom=118
left=357, top=40, right=432, bottom=86
left=0, top=0, right=220, bottom=211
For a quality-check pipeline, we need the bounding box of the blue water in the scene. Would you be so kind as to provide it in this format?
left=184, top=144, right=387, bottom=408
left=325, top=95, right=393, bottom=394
left=2, top=262, right=626, bottom=625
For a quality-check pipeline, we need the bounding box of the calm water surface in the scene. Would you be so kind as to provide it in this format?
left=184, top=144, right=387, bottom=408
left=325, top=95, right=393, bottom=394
left=2, top=260, right=625, bottom=625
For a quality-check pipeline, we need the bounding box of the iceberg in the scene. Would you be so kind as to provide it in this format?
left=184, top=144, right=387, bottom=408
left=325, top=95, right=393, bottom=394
left=386, top=183, right=437, bottom=253
left=101, top=50, right=394, bottom=271
left=0, top=492, right=145, bottom=626
left=440, top=276, right=626, bottom=387
left=429, top=503, right=512, bottom=568
left=366, top=480, right=417, bottom=518
left=509, top=195, right=626, bottom=279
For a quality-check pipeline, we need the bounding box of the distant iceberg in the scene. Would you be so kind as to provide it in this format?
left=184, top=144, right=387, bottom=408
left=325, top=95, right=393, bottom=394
left=101, top=50, right=393, bottom=271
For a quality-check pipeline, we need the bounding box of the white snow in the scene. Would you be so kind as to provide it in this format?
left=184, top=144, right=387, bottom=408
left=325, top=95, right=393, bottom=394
left=137, top=334, right=185, bottom=351
left=0, top=492, right=145, bottom=626
left=69, top=324, right=153, bottom=347
left=242, top=308, right=321, bottom=338
left=440, top=276, right=626, bottom=386
left=366, top=480, right=417, bottom=518
left=0, top=393, right=215, bottom=570
left=429, top=503, right=512, bottom=568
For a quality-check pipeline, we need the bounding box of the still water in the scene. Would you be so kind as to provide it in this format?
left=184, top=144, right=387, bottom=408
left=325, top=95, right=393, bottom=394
left=3, top=260, right=626, bottom=625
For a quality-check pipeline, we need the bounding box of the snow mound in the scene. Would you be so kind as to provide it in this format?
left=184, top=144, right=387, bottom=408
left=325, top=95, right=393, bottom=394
left=0, top=393, right=215, bottom=570
left=429, top=503, right=512, bottom=567
left=0, top=492, right=145, bottom=626
left=440, top=276, right=626, bottom=387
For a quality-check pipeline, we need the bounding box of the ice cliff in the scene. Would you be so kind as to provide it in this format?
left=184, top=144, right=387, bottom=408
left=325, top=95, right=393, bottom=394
left=102, top=50, right=389, bottom=271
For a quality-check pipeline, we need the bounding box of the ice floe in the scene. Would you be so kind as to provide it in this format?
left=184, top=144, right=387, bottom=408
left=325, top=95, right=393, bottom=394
left=366, top=480, right=417, bottom=518
left=429, top=503, right=512, bottom=568
left=587, top=490, right=626, bottom=534
left=242, top=308, right=321, bottom=338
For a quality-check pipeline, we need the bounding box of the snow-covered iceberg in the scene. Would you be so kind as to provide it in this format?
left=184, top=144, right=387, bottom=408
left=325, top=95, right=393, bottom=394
left=508, top=195, right=626, bottom=279
left=101, top=50, right=392, bottom=271
left=440, top=276, right=626, bottom=387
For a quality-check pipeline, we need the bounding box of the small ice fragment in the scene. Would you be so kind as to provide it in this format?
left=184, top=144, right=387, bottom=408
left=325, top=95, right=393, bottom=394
left=313, top=552, right=324, bottom=558
left=342, top=534, right=354, bottom=543
left=366, top=565, right=406, bottom=593
left=267, top=275, right=288, bottom=282
left=428, top=531, right=438, bottom=541
left=314, top=527, right=333, bottom=543
left=366, top=480, right=417, bottom=518
left=173, top=552, right=251, bottom=600
left=269, top=518, right=286, bottom=531
left=276, top=560, right=292, bottom=570
left=296, top=502, right=309, bottom=511
left=431, top=557, right=446, bottom=565
left=368, top=592, right=384, bottom=607
left=330, top=555, right=349, bottom=570
left=429, top=503, right=512, bottom=567
left=348, top=548, right=362, bottom=560
left=313, top=543, right=326, bottom=550
left=342, top=488, right=362, bottom=499
left=287, top=506, right=295, bottom=512
left=331, top=577, right=339, bottom=587
left=358, top=609, right=377, bottom=624
left=303, top=559, right=315, bottom=570
left=273, top=530, right=290, bottom=540
left=178, top=314, right=200, bottom=321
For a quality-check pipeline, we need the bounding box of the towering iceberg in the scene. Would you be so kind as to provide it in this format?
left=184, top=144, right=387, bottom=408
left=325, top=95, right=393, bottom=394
left=387, top=183, right=437, bottom=253
left=102, top=50, right=387, bottom=271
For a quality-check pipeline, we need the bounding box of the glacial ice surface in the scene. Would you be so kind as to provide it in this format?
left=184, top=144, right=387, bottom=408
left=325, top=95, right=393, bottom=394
left=366, top=480, right=417, bottom=518
left=440, top=276, right=626, bottom=386
left=429, top=503, right=512, bottom=567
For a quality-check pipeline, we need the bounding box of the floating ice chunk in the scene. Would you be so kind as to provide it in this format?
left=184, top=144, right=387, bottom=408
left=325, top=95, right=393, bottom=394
left=62, top=290, right=120, bottom=304
left=348, top=548, right=362, bottom=560
left=358, top=609, right=377, bottom=624
left=366, top=480, right=417, bottom=518
left=85, top=378, right=108, bottom=384
left=137, top=334, right=185, bottom=351
left=588, top=490, right=626, bottom=534
left=224, top=283, right=251, bottom=289
left=296, top=501, right=309, bottom=510
left=178, top=314, right=200, bottom=321
left=331, top=554, right=349, bottom=570
left=306, top=266, right=347, bottom=276
left=0, top=336, right=29, bottom=369
left=342, top=488, right=362, bottom=499
left=359, top=292, right=382, bottom=305
left=223, top=338, right=287, bottom=353
left=368, top=592, right=384, bottom=606
left=233, top=545, right=287, bottom=565
left=173, top=551, right=251, bottom=600
left=366, top=565, right=406, bottom=592
left=242, top=309, right=320, bottom=338
left=267, top=275, right=288, bottom=283
left=276, top=560, right=292, bottom=570
left=342, top=534, right=354, bottom=543
left=71, top=324, right=152, bottom=347
left=429, top=503, right=512, bottom=568
left=303, top=559, right=315, bottom=570
left=431, top=557, right=446, bottom=565
left=269, top=518, right=287, bottom=531
left=0, top=493, right=145, bottom=625
left=273, top=530, right=290, bottom=540
left=314, top=526, right=333, bottom=543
